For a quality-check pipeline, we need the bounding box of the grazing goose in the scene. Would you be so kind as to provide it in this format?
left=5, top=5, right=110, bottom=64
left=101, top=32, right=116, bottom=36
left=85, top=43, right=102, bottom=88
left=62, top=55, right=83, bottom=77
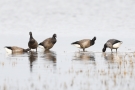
left=102, top=39, right=123, bottom=53
left=28, top=32, right=38, bottom=52
left=71, top=37, right=96, bottom=52
left=39, top=34, right=57, bottom=51
left=4, top=46, right=30, bottom=53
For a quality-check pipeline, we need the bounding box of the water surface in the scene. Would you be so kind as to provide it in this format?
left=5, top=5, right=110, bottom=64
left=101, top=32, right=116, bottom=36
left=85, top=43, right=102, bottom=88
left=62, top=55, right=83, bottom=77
left=0, top=0, right=135, bottom=90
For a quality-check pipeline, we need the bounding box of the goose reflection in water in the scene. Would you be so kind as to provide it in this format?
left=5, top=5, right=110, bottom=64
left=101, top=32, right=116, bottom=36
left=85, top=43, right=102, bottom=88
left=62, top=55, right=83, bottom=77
left=102, top=52, right=123, bottom=61
left=41, top=50, right=57, bottom=64
left=73, top=51, right=95, bottom=61
left=29, top=51, right=38, bottom=72
left=102, top=52, right=124, bottom=67
left=102, top=53, right=114, bottom=61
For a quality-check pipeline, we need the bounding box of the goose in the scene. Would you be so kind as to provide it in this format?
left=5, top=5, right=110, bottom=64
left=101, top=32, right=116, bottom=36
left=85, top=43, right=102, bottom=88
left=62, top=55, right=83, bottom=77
left=102, top=39, right=123, bottom=53
left=28, top=32, right=38, bottom=52
left=39, top=34, right=57, bottom=51
left=71, top=37, right=96, bottom=52
left=4, top=46, right=30, bottom=53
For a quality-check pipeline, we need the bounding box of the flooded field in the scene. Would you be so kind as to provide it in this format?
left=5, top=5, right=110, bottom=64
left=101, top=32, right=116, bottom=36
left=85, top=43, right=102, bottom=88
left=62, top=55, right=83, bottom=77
left=0, top=0, right=135, bottom=90
left=1, top=51, right=135, bottom=90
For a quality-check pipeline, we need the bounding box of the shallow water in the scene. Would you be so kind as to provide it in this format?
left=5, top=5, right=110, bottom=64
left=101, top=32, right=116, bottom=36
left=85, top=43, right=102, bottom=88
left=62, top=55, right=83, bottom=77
left=1, top=51, right=135, bottom=90
left=0, top=0, right=135, bottom=90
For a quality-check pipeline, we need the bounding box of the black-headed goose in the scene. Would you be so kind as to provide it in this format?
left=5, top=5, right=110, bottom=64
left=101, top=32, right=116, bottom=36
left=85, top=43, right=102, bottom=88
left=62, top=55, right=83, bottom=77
left=4, top=46, right=30, bottom=53
left=28, top=32, right=38, bottom=52
left=71, top=37, right=96, bottom=52
left=102, top=39, right=123, bottom=53
left=39, top=34, right=57, bottom=51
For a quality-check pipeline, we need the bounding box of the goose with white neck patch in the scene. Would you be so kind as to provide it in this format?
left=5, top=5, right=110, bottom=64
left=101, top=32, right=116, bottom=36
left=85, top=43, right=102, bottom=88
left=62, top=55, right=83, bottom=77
left=102, top=39, right=123, bottom=53
left=39, top=34, right=57, bottom=51
left=4, top=46, right=30, bottom=54
left=71, top=37, right=96, bottom=52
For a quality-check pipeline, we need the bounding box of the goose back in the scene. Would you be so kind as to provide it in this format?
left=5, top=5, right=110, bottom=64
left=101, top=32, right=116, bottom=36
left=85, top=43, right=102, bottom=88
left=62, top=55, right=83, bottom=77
left=78, top=39, right=91, bottom=48
left=106, top=39, right=122, bottom=49
left=5, top=46, right=30, bottom=53
left=39, top=34, right=57, bottom=50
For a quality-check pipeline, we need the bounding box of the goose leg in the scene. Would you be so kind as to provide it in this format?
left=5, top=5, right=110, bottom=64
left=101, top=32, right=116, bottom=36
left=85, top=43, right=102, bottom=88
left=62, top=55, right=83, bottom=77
left=83, top=48, right=85, bottom=52
left=29, top=48, right=31, bottom=52
left=111, top=49, right=112, bottom=53
left=30, top=48, right=31, bottom=51
left=36, top=48, right=37, bottom=52
left=116, top=49, right=117, bottom=53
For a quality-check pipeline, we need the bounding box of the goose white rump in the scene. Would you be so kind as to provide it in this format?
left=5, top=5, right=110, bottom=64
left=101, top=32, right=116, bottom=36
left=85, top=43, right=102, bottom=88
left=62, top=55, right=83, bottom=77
left=73, top=44, right=81, bottom=48
left=113, top=42, right=122, bottom=49
left=4, top=47, right=12, bottom=53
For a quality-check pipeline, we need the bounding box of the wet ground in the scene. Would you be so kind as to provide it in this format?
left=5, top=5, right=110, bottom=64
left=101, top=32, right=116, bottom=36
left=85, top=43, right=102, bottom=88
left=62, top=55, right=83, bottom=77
left=1, top=0, right=135, bottom=90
